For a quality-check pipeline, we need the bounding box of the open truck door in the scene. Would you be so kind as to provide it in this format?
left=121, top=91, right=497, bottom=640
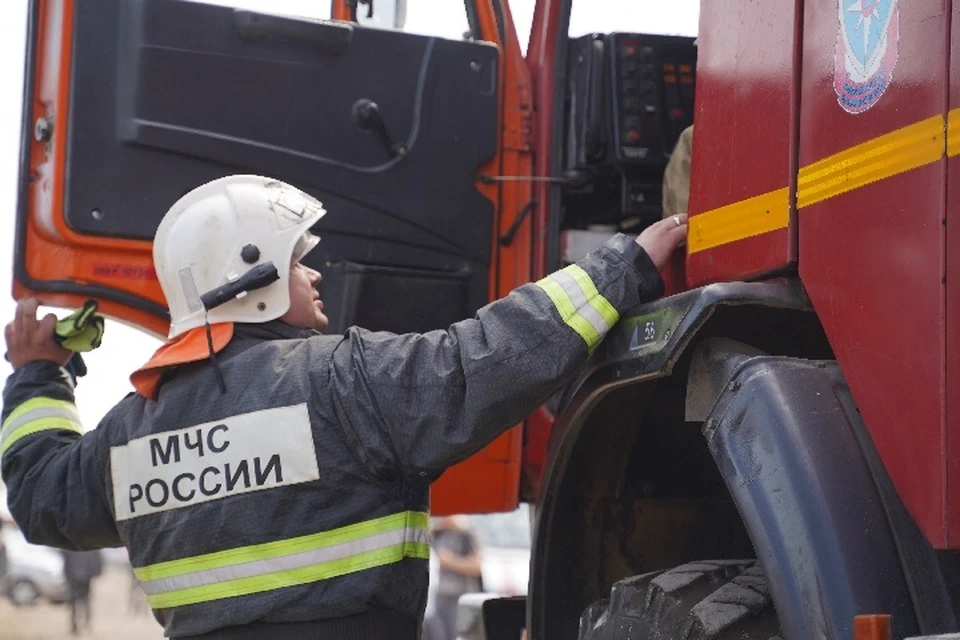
left=17, top=0, right=530, bottom=515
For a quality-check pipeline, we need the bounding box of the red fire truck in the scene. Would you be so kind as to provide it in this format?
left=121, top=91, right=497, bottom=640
left=14, top=0, right=960, bottom=638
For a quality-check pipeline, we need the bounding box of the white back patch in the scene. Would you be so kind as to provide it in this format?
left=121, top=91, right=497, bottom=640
left=111, top=403, right=319, bottom=521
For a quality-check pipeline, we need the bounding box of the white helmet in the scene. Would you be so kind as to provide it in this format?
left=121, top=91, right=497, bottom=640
left=154, top=175, right=326, bottom=339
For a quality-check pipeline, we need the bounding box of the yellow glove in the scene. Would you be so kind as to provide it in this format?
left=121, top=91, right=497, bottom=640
left=52, top=300, right=105, bottom=383
left=54, top=300, right=104, bottom=353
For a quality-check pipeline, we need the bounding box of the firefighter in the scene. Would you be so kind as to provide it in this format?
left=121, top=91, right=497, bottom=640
left=663, top=124, right=694, bottom=220
left=1, top=175, right=687, bottom=639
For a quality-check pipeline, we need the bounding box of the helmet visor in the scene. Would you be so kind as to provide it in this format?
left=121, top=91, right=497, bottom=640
left=292, top=230, right=320, bottom=264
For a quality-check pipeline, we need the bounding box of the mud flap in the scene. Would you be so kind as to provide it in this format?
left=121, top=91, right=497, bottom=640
left=705, top=357, right=921, bottom=639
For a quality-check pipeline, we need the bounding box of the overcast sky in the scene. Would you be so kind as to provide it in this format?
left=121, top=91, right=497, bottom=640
left=0, top=0, right=698, bottom=431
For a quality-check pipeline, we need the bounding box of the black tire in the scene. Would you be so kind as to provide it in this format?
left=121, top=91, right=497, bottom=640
left=578, top=560, right=783, bottom=640
left=8, top=578, right=39, bottom=607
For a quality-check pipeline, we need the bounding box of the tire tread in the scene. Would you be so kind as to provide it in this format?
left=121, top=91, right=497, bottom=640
left=578, top=560, right=781, bottom=640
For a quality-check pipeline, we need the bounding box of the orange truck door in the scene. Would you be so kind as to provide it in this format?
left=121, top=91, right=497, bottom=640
left=16, top=0, right=521, bottom=514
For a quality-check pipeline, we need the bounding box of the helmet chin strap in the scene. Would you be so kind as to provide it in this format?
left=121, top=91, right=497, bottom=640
left=204, top=313, right=227, bottom=394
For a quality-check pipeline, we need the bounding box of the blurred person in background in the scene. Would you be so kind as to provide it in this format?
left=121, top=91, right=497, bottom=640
left=61, top=548, right=102, bottom=635
left=0, top=523, right=7, bottom=589
left=429, top=515, right=484, bottom=640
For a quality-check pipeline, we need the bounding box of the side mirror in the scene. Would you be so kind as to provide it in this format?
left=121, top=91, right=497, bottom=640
left=355, top=0, right=407, bottom=30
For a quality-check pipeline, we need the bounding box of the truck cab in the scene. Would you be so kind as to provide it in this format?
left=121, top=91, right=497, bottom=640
left=14, top=1, right=960, bottom=639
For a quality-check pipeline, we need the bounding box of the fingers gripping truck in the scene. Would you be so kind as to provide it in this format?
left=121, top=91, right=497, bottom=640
left=13, top=1, right=960, bottom=638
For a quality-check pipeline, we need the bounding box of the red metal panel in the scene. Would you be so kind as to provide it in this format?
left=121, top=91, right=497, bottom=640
left=946, top=3, right=960, bottom=544
left=798, top=0, right=949, bottom=547
left=687, top=229, right=790, bottom=286
left=430, top=430, right=523, bottom=516
left=430, top=0, right=531, bottom=516
left=686, top=0, right=800, bottom=287
left=527, top=0, right=562, bottom=279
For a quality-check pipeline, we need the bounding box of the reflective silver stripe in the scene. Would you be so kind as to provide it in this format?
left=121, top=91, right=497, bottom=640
left=139, top=525, right=429, bottom=597
left=549, top=269, right=613, bottom=337
left=0, top=406, right=81, bottom=447
left=550, top=269, right=589, bottom=309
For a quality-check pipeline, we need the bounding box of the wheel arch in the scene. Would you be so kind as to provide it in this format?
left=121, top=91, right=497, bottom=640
left=528, top=280, right=827, bottom=639
left=526, top=280, right=954, bottom=640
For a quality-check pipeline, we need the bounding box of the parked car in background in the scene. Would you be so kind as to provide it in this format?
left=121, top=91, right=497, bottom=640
left=1, top=522, right=70, bottom=606
left=464, top=504, right=531, bottom=597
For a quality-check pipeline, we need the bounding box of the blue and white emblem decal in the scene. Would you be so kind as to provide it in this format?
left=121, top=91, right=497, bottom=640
left=834, top=0, right=900, bottom=114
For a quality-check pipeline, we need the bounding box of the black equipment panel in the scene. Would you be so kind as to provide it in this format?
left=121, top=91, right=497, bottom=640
left=564, top=32, right=696, bottom=226
left=610, top=33, right=696, bottom=167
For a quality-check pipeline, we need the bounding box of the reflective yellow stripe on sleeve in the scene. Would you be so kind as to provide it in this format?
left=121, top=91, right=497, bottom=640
left=134, top=511, right=430, bottom=609
left=536, top=265, right=620, bottom=350
left=0, top=397, right=83, bottom=456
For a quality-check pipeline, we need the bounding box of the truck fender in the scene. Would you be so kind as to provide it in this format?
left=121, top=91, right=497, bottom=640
left=705, top=355, right=946, bottom=639
left=530, top=280, right=823, bottom=639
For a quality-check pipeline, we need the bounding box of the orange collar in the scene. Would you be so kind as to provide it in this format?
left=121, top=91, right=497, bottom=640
left=131, top=323, right=234, bottom=400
